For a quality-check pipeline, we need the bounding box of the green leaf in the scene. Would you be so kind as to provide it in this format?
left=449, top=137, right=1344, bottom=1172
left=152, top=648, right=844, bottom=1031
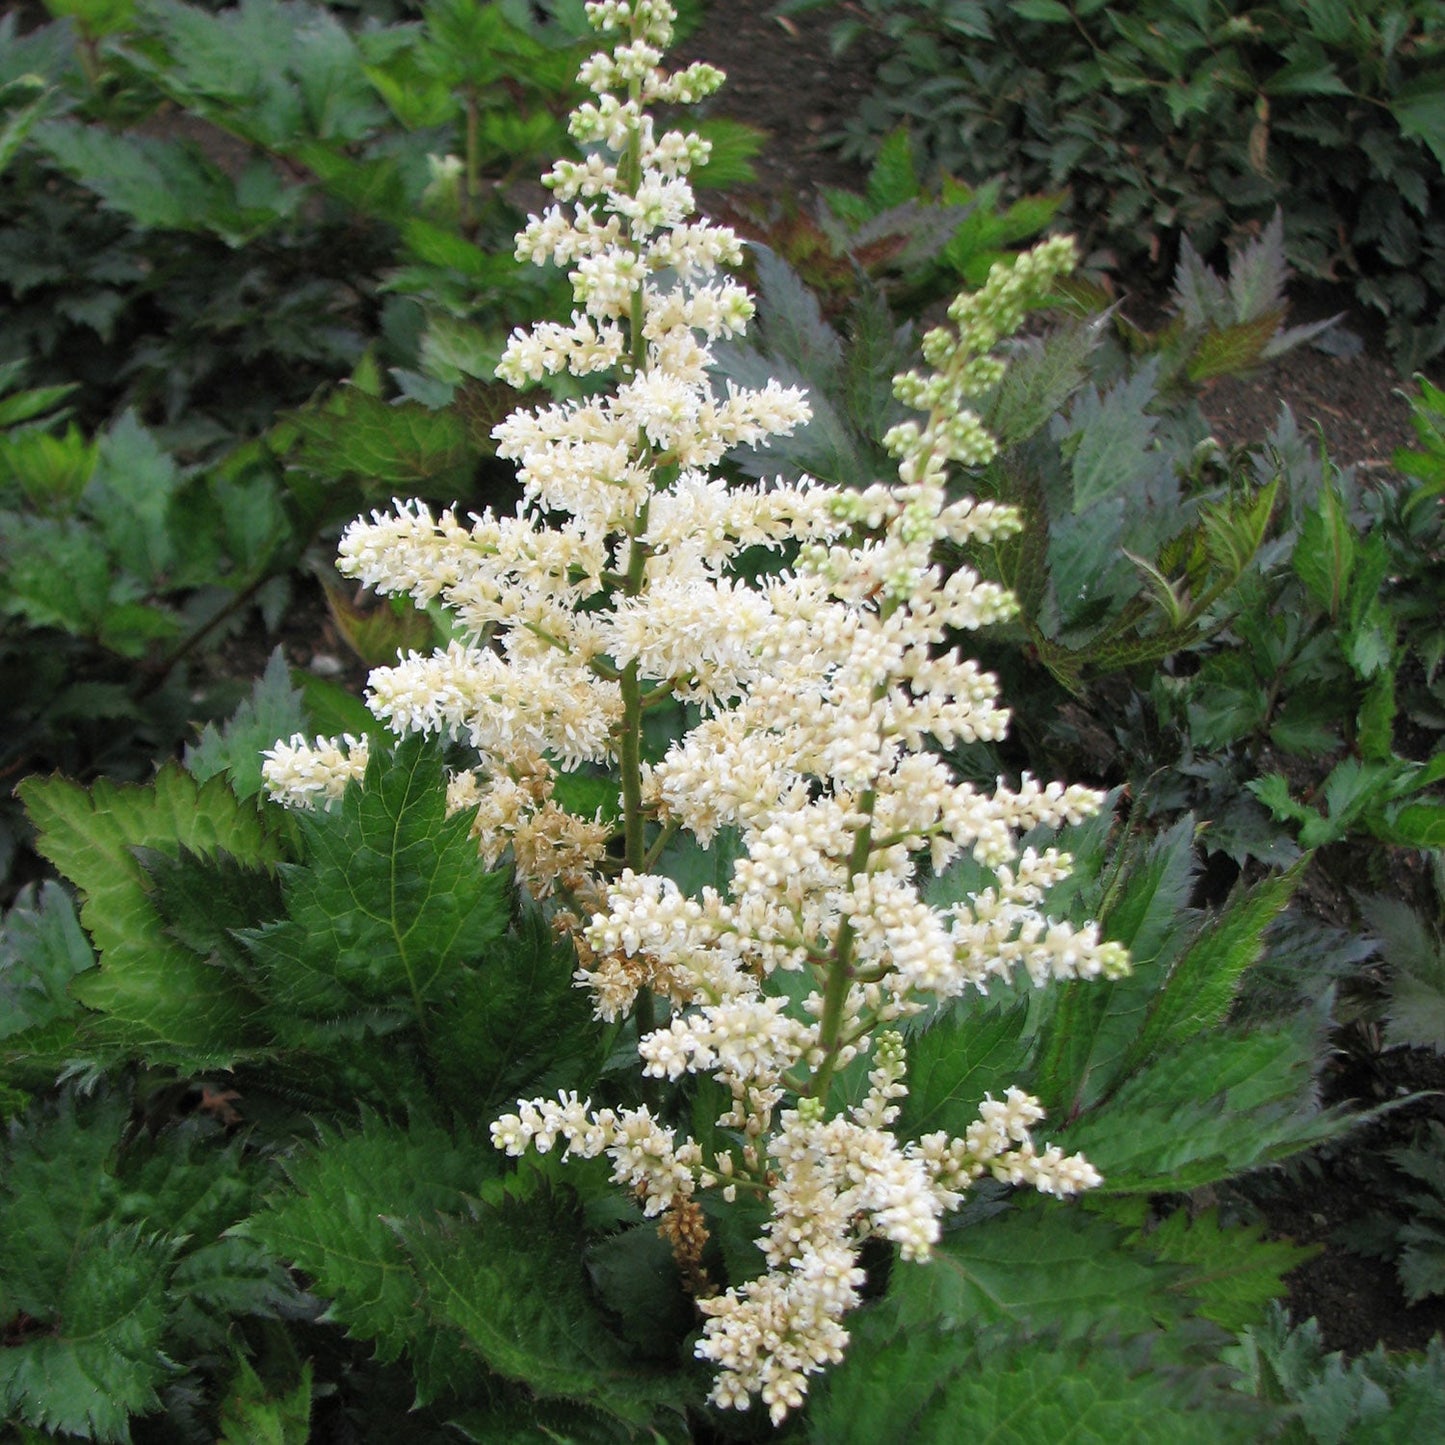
left=0, top=1093, right=129, bottom=1313
left=186, top=648, right=309, bottom=800
left=0, top=380, right=76, bottom=429
left=322, top=578, right=436, bottom=667
left=286, top=387, right=475, bottom=493
left=1185, top=312, right=1284, bottom=381
left=0, top=1226, right=175, bottom=1443
left=1124, top=864, right=1302, bottom=1070
left=1136, top=1207, right=1316, bottom=1332
left=1293, top=478, right=1354, bottom=617
left=586, top=1223, right=694, bottom=1361
left=1381, top=802, right=1445, bottom=849
left=1266, top=50, right=1348, bottom=98
left=1360, top=895, right=1445, bottom=1053
left=1067, top=362, right=1160, bottom=509
left=0, top=81, right=55, bottom=178
left=428, top=908, right=605, bottom=1111
left=1060, top=1006, right=1349, bottom=1193
left=1393, top=70, right=1445, bottom=169
left=292, top=669, right=384, bottom=741
left=398, top=1186, right=695, bottom=1426
left=898, top=1001, right=1033, bottom=1141
left=889, top=1206, right=1176, bottom=1342
left=866, top=128, right=919, bottom=212
left=17, top=766, right=281, bottom=1064
left=1010, top=0, right=1073, bottom=20
left=86, top=410, right=184, bottom=583
left=1229, top=1308, right=1445, bottom=1444
left=243, top=735, right=508, bottom=1019
left=809, top=1324, right=1261, bottom=1444
left=0, top=423, right=98, bottom=511
left=0, top=881, right=93, bottom=1042
left=1033, top=819, right=1198, bottom=1116
left=751, top=246, right=845, bottom=387
left=982, top=319, right=1100, bottom=448
left=32, top=119, right=282, bottom=245
left=0, top=514, right=114, bottom=638
left=244, top=1113, right=489, bottom=1403
left=43, top=0, right=135, bottom=39
left=217, top=1356, right=313, bottom=1445
left=136, top=845, right=286, bottom=982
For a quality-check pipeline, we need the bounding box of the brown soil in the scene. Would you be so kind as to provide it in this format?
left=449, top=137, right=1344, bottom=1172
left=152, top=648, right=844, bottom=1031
left=680, top=0, right=1439, bottom=1364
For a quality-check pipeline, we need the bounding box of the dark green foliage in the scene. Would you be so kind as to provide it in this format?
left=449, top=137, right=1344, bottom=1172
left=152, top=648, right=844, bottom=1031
left=4, top=2, right=1444, bottom=1434
left=1230, top=1305, right=1445, bottom=1441
left=0, top=1088, right=303, bottom=1442
left=1337, top=1116, right=1445, bottom=1307
left=916, top=812, right=1351, bottom=1193
left=809, top=1319, right=1263, bottom=1444
left=244, top=1113, right=496, bottom=1400
left=248, top=1123, right=696, bottom=1431
left=800, top=0, right=1445, bottom=367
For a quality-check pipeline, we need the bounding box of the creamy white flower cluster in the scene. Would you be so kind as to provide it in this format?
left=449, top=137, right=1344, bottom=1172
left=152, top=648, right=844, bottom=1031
left=264, top=0, right=1130, bottom=1423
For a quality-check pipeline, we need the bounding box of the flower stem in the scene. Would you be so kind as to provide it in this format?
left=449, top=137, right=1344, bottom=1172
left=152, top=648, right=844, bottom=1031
left=807, top=787, right=878, bottom=1104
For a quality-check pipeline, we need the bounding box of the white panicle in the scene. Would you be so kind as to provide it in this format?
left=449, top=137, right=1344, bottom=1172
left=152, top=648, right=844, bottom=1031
left=266, top=0, right=1130, bottom=1421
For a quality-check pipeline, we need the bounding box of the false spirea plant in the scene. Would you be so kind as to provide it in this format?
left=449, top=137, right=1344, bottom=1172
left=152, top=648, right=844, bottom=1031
left=262, top=0, right=1130, bottom=1424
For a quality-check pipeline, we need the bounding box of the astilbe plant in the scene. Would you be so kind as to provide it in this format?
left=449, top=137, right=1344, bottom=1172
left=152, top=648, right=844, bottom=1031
left=262, top=0, right=1131, bottom=1423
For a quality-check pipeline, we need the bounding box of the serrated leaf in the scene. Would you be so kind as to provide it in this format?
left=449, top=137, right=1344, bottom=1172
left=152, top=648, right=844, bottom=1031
left=1185, top=312, right=1284, bottom=382
left=1171, top=236, right=1229, bottom=330
left=1066, top=361, right=1160, bottom=509
left=1046, top=495, right=1128, bottom=633
left=186, top=648, right=309, bottom=799
left=1381, top=801, right=1445, bottom=849
left=0, top=1226, right=175, bottom=1443
left=244, top=1113, right=490, bottom=1403
left=809, top=1323, right=1261, bottom=1444
left=32, top=115, right=284, bottom=245
left=1293, top=479, right=1354, bottom=616
left=1034, top=819, right=1199, bottom=1116
left=0, top=513, right=114, bottom=637
left=0, top=881, right=94, bottom=1041
left=890, top=1206, right=1177, bottom=1342
left=1229, top=1308, right=1445, bottom=1444
left=286, top=386, right=475, bottom=493
left=428, top=909, right=604, bottom=1111
left=217, top=1356, right=313, bottom=1445
left=750, top=245, right=844, bottom=387
left=1138, top=1207, right=1316, bottom=1332
left=1060, top=1007, right=1348, bottom=1193
left=399, top=1188, right=695, bottom=1426
left=0, top=1093, right=130, bottom=1312
left=323, top=578, right=435, bottom=666
left=17, top=766, right=280, bottom=1064
left=898, top=1001, right=1033, bottom=1141
left=1360, top=895, right=1445, bottom=1052
left=1393, top=69, right=1445, bottom=169
left=865, top=127, right=919, bottom=212
left=135, top=845, right=285, bottom=982
left=1226, top=211, right=1290, bottom=323
left=84, top=410, right=184, bottom=583
left=982, top=319, right=1101, bottom=448
left=242, top=735, right=508, bottom=1019
left=586, top=1223, right=693, bottom=1361
left=1124, top=864, right=1301, bottom=1070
